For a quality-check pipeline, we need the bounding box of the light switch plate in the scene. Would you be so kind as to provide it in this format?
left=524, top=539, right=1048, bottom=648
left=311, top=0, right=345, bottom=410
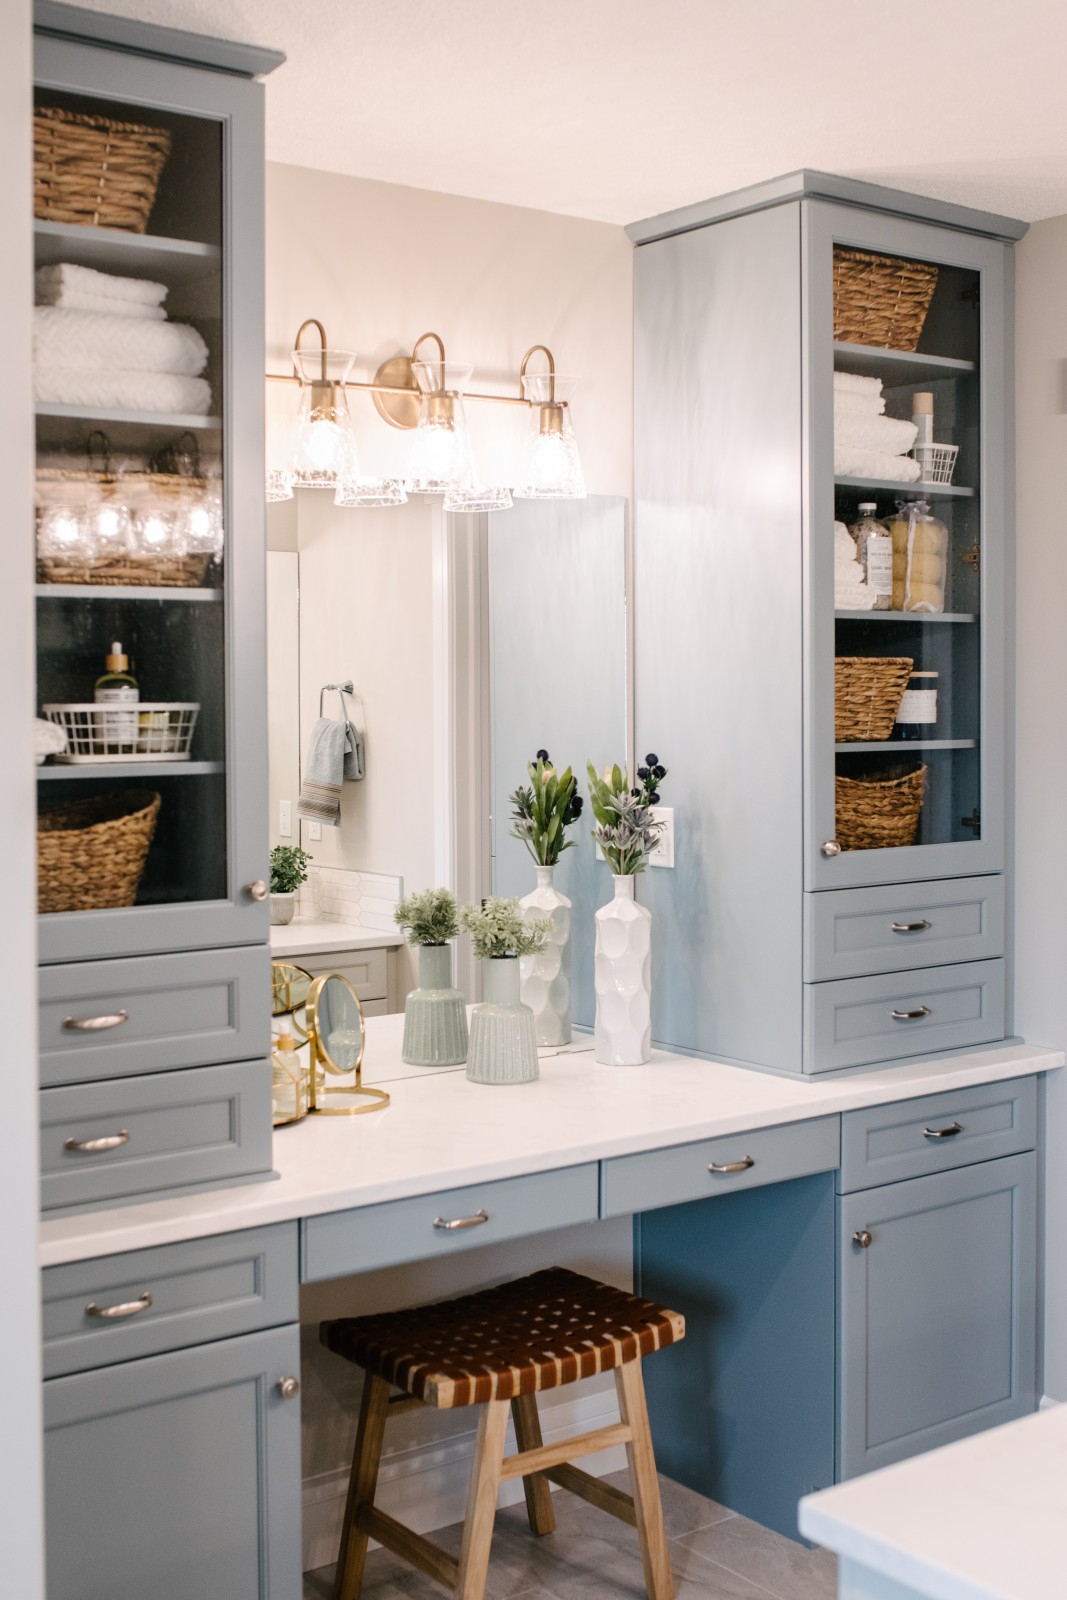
left=279, top=800, right=292, bottom=838
left=649, top=807, right=675, bottom=868
left=307, top=820, right=322, bottom=842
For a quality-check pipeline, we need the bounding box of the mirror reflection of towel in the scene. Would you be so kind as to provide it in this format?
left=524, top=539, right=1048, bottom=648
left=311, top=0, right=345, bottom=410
left=297, top=718, right=347, bottom=826
left=343, top=711, right=365, bottom=781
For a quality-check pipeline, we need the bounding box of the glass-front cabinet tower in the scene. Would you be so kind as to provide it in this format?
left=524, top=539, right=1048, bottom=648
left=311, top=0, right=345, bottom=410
left=631, top=171, right=1025, bottom=1074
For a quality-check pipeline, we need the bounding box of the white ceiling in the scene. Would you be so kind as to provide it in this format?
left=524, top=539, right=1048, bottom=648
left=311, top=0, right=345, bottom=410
left=70, top=0, right=1067, bottom=226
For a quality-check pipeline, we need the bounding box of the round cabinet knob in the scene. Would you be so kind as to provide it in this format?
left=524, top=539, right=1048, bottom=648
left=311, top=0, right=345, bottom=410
left=246, top=880, right=269, bottom=902
left=276, top=1376, right=300, bottom=1400
left=852, top=1230, right=873, bottom=1249
left=821, top=840, right=842, bottom=858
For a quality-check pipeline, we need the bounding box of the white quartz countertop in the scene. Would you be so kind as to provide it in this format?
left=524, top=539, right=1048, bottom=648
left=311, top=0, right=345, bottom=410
left=798, top=1403, right=1067, bottom=1600
left=37, top=1021, right=1061, bottom=1268
left=269, top=920, right=405, bottom=957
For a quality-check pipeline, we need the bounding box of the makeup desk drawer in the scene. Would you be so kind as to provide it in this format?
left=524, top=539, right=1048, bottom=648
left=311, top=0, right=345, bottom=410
left=838, top=1075, right=1037, bottom=1193
left=805, top=876, right=1005, bottom=982
left=301, top=1164, right=599, bottom=1282
left=40, top=1059, right=273, bottom=1212
left=804, top=959, right=1006, bottom=1073
left=600, top=1116, right=840, bottom=1219
left=38, top=946, right=271, bottom=1088
left=42, top=1223, right=298, bottom=1378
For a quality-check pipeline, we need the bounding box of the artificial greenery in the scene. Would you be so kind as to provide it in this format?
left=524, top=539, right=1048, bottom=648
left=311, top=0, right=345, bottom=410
left=508, top=748, right=584, bottom=866
left=269, top=845, right=312, bottom=895
left=394, top=887, right=460, bottom=946
left=586, top=751, right=668, bottom=875
left=460, top=896, right=551, bottom=961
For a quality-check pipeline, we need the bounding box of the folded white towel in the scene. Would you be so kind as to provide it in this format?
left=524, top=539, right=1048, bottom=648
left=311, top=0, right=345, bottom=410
left=35, top=262, right=167, bottom=308
left=37, top=287, right=167, bottom=320
left=835, top=389, right=886, bottom=417
left=834, top=371, right=884, bottom=401
left=834, top=521, right=859, bottom=560
left=34, top=365, right=212, bottom=415
left=835, top=413, right=918, bottom=455
left=835, top=445, right=921, bottom=484
left=836, top=582, right=877, bottom=611
left=34, top=308, right=208, bottom=377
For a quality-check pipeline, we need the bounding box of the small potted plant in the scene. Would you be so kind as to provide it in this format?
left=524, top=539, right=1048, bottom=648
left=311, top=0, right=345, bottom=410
left=586, top=754, right=668, bottom=1066
left=269, top=845, right=312, bottom=925
left=508, top=749, right=584, bottom=1046
left=394, top=888, right=468, bottom=1067
left=459, top=897, right=551, bottom=1085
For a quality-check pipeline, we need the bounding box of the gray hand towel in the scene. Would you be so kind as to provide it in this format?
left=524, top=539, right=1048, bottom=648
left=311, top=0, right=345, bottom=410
left=297, top=717, right=347, bottom=827
left=343, top=711, right=365, bottom=781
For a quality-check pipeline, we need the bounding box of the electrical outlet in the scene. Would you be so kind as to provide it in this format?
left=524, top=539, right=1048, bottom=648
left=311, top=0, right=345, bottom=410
left=649, top=806, right=675, bottom=868
left=278, top=800, right=292, bottom=838
left=307, top=820, right=322, bottom=842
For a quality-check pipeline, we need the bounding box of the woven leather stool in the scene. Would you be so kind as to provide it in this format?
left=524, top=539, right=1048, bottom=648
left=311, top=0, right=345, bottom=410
left=321, top=1266, right=686, bottom=1600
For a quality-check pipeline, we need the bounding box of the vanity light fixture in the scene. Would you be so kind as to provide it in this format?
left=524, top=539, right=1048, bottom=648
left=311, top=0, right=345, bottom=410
left=443, top=484, right=514, bottom=513
left=288, top=319, right=361, bottom=491
left=401, top=333, right=479, bottom=496
left=513, top=345, right=586, bottom=501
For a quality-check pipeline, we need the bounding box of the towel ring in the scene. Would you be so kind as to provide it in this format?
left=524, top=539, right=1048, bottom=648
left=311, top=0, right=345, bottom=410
left=320, top=681, right=354, bottom=718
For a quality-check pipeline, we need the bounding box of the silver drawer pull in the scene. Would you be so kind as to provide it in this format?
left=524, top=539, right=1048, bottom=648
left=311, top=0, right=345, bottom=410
left=85, top=1291, right=152, bottom=1321
left=890, top=1006, right=932, bottom=1021
left=64, top=1130, right=130, bottom=1155
left=708, top=1156, right=755, bottom=1175
left=433, top=1209, right=489, bottom=1231
left=62, top=1010, right=129, bottom=1032
left=890, top=920, right=931, bottom=935
left=923, top=1121, right=964, bottom=1140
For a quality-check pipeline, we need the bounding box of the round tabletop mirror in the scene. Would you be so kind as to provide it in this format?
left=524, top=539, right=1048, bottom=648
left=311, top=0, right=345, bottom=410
left=306, top=973, right=389, bottom=1115
left=272, top=961, right=313, bottom=1021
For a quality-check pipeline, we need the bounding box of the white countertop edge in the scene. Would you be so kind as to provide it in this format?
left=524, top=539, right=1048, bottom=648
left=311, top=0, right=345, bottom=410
left=269, top=921, right=405, bottom=956
left=38, top=1039, right=1063, bottom=1269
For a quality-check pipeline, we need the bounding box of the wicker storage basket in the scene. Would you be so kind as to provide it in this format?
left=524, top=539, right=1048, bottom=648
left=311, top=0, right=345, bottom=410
left=833, top=249, right=939, bottom=351
left=34, top=105, right=171, bottom=233
left=37, top=790, right=161, bottom=914
left=36, top=466, right=216, bottom=588
left=836, top=766, right=926, bottom=852
left=835, top=656, right=913, bottom=741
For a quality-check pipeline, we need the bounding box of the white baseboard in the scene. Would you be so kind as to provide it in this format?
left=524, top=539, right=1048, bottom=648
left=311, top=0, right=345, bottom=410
left=302, top=1389, right=627, bottom=1574
left=1039, top=1393, right=1061, bottom=1410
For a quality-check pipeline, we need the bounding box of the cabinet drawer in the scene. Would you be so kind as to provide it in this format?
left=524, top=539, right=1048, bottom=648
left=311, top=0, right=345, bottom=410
left=805, top=876, right=1005, bottom=982
left=301, top=1164, right=599, bottom=1282
left=601, top=1117, right=840, bottom=1218
left=804, top=959, right=1006, bottom=1073
left=838, top=1076, right=1037, bottom=1193
left=298, top=948, right=389, bottom=1001
left=38, top=946, right=271, bottom=1088
left=42, top=1223, right=298, bottom=1378
left=40, top=1060, right=273, bottom=1212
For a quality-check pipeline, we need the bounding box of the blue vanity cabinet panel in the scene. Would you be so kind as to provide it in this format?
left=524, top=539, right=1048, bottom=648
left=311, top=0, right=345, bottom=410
left=43, top=1322, right=303, bottom=1600
left=637, top=1173, right=837, bottom=1542
left=301, top=1164, right=600, bottom=1282
left=38, top=946, right=271, bottom=1087
left=837, top=1152, right=1037, bottom=1480
left=805, top=876, right=1006, bottom=983
left=838, top=1076, right=1036, bottom=1193
left=601, top=1116, right=840, bottom=1218
left=804, top=958, right=1006, bottom=1072
left=42, top=1223, right=298, bottom=1378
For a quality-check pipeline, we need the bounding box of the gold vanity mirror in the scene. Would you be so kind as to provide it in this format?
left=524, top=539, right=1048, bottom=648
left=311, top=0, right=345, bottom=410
left=305, top=972, right=390, bottom=1115
left=270, top=961, right=313, bottom=1125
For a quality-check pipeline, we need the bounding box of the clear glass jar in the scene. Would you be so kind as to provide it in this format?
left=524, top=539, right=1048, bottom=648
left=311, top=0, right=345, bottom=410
left=850, top=502, right=892, bottom=610
left=888, top=500, right=948, bottom=612
left=894, top=670, right=939, bottom=740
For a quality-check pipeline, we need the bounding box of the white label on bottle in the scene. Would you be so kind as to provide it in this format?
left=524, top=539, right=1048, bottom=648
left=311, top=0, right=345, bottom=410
left=95, top=687, right=139, bottom=748
left=865, top=533, right=893, bottom=598
left=895, top=689, right=938, bottom=725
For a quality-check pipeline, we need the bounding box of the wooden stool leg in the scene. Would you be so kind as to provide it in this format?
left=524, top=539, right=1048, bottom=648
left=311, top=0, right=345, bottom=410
left=615, top=1361, right=673, bottom=1600
left=332, top=1373, right=391, bottom=1600
left=455, top=1398, right=510, bottom=1600
left=510, top=1393, right=556, bottom=1536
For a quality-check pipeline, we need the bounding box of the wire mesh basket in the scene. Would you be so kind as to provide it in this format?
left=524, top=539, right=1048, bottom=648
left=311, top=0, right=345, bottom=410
left=42, top=703, right=200, bottom=762
left=911, top=443, right=959, bottom=485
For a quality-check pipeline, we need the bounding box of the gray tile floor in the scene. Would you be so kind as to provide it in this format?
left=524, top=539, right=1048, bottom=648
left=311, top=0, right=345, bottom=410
left=304, top=1471, right=837, bottom=1600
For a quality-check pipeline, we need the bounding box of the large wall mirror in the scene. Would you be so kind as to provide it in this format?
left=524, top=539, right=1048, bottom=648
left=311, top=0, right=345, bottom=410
left=266, top=493, right=629, bottom=1024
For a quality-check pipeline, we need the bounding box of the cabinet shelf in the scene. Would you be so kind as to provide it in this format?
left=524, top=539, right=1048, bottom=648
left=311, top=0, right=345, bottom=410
left=835, top=610, right=977, bottom=624
left=38, top=760, right=223, bottom=781
left=835, top=475, right=975, bottom=500
left=34, top=220, right=221, bottom=286
left=833, top=342, right=976, bottom=386
left=36, top=405, right=221, bottom=452
left=36, top=584, right=222, bottom=603
left=835, top=740, right=977, bottom=754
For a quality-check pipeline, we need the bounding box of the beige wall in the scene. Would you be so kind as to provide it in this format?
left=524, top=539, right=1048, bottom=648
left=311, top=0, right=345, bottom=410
left=1013, top=212, right=1067, bottom=1399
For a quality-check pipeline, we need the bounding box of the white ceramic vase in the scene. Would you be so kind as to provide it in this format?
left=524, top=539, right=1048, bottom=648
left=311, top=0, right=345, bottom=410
left=519, top=864, right=572, bottom=1046
left=466, top=957, right=539, bottom=1085
left=594, top=875, right=652, bottom=1065
left=402, top=944, right=468, bottom=1067
left=269, top=891, right=296, bottom=926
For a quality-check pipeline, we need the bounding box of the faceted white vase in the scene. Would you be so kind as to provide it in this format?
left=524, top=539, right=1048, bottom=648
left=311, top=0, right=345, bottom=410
left=594, top=875, right=652, bottom=1065
left=466, top=957, right=539, bottom=1085
left=520, top=865, right=572, bottom=1046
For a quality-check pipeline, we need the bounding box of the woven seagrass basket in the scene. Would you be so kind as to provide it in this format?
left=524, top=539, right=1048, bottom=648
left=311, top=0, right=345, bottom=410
left=833, top=248, right=939, bottom=351
left=36, top=466, right=216, bottom=587
left=836, top=766, right=926, bottom=852
left=37, top=790, right=161, bottom=914
left=835, top=656, right=913, bottom=742
left=34, top=105, right=171, bottom=233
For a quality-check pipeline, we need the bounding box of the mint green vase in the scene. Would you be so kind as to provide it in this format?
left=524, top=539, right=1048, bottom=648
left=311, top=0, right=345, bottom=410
left=402, top=944, right=468, bottom=1067
left=466, top=957, right=539, bottom=1086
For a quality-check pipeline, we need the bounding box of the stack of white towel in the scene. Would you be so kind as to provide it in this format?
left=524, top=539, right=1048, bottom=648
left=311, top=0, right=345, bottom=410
left=835, top=372, right=920, bottom=484
left=834, top=520, right=875, bottom=610
left=34, top=263, right=211, bottom=415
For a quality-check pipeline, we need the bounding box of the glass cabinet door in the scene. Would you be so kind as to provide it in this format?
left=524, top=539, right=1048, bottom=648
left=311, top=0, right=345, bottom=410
left=33, top=36, right=268, bottom=961
left=805, top=201, right=1007, bottom=890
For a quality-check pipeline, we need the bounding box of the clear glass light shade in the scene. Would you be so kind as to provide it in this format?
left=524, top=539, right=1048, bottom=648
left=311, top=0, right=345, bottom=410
left=334, top=476, right=408, bottom=508
left=443, top=483, right=513, bottom=512
left=513, top=372, right=586, bottom=500
left=266, top=468, right=294, bottom=503
left=289, top=349, right=360, bottom=488
left=93, top=502, right=133, bottom=556
left=183, top=492, right=225, bottom=555
left=405, top=360, right=479, bottom=495
left=38, top=504, right=96, bottom=560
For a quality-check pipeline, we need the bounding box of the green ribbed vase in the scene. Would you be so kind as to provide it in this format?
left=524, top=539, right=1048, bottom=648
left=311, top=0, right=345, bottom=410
left=466, top=957, right=539, bottom=1086
left=402, top=944, right=468, bottom=1067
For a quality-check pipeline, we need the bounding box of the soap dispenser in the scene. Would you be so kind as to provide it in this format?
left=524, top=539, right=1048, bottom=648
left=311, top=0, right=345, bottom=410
left=272, top=1027, right=307, bottom=1125
left=94, top=641, right=139, bottom=748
